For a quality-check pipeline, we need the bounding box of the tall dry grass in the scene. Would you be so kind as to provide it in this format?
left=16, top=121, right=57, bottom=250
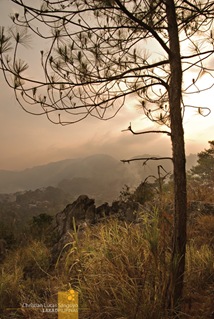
left=1, top=201, right=213, bottom=319
left=60, top=208, right=172, bottom=319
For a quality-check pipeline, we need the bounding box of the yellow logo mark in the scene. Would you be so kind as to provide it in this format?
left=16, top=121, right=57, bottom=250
left=58, top=289, right=78, bottom=319
left=67, top=289, right=75, bottom=301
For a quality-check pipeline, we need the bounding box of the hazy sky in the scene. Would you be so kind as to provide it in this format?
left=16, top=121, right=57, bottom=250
left=0, top=0, right=213, bottom=170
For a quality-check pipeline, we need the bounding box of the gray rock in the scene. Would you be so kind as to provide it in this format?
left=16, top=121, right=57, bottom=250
left=52, top=195, right=141, bottom=259
left=55, top=195, right=96, bottom=238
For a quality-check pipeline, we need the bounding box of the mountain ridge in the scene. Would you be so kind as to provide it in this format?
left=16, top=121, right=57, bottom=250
left=0, top=154, right=136, bottom=194
left=0, top=153, right=198, bottom=195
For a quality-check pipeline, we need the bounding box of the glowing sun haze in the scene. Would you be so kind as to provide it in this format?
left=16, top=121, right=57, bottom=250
left=0, top=0, right=213, bottom=170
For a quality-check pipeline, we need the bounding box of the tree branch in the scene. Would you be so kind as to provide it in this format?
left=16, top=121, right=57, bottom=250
left=121, top=156, right=173, bottom=164
left=121, top=123, right=171, bottom=136
left=114, top=0, right=171, bottom=55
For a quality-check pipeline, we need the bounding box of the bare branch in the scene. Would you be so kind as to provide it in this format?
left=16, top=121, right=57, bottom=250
left=121, top=156, right=173, bottom=164
left=121, top=123, right=171, bottom=136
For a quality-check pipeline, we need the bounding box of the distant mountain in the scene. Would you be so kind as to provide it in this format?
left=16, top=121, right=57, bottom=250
left=0, top=153, right=198, bottom=202
left=0, top=154, right=138, bottom=197
left=0, top=158, right=76, bottom=193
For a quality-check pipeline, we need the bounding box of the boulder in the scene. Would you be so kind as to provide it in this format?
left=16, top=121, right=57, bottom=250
left=55, top=195, right=96, bottom=238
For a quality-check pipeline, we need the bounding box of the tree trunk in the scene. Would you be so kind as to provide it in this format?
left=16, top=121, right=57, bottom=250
left=165, top=0, right=187, bottom=312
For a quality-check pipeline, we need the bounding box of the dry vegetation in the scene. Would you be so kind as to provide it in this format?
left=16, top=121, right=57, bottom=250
left=0, top=198, right=213, bottom=319
left=0, top=143, right=214, bottom=319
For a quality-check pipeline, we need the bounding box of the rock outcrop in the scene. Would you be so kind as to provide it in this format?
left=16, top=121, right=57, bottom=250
left=52, top=195, right=141, bottom=257
left=55, top=195, right=96, bottom=238
left=52, top=195, right=214, bottom=260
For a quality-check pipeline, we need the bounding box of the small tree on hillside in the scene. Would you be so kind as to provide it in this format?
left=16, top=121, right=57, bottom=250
left=188, top=141, right=214, bottom=201
left=191, top=140, right=214, bottom=182
left=0, top=0, right=214, bottom=312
